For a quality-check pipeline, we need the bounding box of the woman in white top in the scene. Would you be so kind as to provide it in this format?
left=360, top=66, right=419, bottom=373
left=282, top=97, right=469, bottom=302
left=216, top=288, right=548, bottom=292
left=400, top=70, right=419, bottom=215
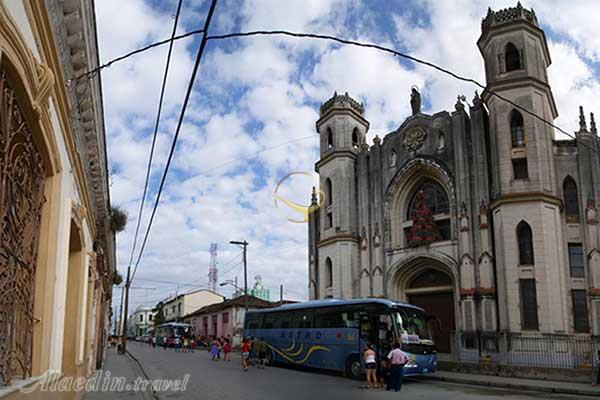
left=363, top=343, right=377, bottom=389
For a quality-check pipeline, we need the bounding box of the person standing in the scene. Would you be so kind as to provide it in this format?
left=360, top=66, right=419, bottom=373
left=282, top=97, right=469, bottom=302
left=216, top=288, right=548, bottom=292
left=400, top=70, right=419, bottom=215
left=210, top=337, right=219, bottom=361
left=162, top=336, right=167, bottom=350
left=256, top=338, right=268, bottom=369
left=241, top=338, right=250, bottom=372
left=363, top=343, right=377, bottom=389
left=387, top=342, right=409, bottom=392
left=223, top=338, right=232, bottom=361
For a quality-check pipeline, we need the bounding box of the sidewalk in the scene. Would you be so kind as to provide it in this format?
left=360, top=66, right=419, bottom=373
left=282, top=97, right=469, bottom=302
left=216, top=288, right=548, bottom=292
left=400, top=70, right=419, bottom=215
left=414, top=370, right=600, bottom=397
left=83, top=347, right=155, bottom=400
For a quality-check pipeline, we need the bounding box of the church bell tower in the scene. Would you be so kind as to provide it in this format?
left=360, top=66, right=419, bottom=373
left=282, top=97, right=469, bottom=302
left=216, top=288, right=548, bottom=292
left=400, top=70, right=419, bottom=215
left=478, top=3, right=569, bottom=333
left=310, top=92, right=369, bottom=299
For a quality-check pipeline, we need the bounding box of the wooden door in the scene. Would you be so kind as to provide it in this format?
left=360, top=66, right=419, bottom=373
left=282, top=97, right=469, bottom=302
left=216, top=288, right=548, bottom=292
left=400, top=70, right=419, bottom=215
left=408, top=292, right=455, bottom=353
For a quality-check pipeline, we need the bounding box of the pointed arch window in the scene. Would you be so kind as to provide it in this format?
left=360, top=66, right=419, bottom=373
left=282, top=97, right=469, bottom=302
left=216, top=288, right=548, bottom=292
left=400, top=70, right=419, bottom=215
left=326, top=127, right=334, bottom=149
left=325, top=178, right=333, bottom=206
left=352, top=127, right=359, bottom=149
left=517, top=221, right=534, bottom=265
left=563, top=176, right=580, bottom=222
left=325, top=257, right=333, bottom=288
left=510, top=109, right=525, bottom=147
left=405, top=179, right=451, bottom=243
left=324, top=178, right=333, bottom=229
left=505, top=42, right=522, bottom=72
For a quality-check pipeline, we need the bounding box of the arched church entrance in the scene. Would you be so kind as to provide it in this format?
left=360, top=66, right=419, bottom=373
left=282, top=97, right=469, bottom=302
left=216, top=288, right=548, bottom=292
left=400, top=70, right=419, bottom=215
left=392, top=259, right=456, bottom=354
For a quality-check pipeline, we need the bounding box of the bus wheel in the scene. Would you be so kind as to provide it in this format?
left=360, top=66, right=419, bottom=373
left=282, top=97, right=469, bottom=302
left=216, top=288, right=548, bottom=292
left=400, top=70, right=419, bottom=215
left=345, top=355, right=361, bottom=380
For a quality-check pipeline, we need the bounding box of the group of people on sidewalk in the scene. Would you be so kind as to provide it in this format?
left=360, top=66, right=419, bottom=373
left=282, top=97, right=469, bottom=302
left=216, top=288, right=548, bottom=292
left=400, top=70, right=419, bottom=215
left=363, top=342, right=410, bottom=392
left=209, top=335, right=233, bottom=361
left=241, top=337, right=269, bottom=372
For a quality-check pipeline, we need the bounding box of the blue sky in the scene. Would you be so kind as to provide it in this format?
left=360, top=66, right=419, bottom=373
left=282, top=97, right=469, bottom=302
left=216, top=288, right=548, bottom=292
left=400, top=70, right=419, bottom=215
left=95, top=0, right=600, bottom=312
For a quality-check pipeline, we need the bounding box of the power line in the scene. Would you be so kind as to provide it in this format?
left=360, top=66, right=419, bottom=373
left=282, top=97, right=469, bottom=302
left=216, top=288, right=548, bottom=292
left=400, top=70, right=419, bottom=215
left=205, top=30, right=598, bottom=154
left=130, top=0, right=219, bottom=284
left=127, top=0, right=183, bottom=277
left=69, top=28, right=205, bottom=84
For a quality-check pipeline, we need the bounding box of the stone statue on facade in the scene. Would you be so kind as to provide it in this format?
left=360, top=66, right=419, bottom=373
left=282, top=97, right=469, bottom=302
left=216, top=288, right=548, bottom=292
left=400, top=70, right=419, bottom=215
left=410, top=86, right=421, bottom=115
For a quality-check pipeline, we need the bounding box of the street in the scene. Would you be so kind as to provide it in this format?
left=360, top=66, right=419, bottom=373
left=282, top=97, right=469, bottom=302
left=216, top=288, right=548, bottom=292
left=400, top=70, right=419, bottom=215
left=86, top=342, right=597, bottom=400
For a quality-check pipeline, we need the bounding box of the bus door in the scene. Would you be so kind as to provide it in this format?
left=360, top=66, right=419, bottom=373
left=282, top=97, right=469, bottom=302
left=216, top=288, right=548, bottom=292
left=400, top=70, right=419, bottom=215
left=358, top=314, right=377, bottom=360
left=377, top=314, right=394, bottom=359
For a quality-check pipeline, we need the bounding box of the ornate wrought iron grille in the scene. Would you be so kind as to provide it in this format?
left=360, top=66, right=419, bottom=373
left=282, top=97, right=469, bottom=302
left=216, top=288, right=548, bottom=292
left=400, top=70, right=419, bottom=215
left=0, top=70, right=46, bottom=385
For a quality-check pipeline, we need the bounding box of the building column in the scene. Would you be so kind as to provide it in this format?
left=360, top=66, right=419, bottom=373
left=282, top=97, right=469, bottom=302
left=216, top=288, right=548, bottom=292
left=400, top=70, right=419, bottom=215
left=478, top=200, right=497, bottom=331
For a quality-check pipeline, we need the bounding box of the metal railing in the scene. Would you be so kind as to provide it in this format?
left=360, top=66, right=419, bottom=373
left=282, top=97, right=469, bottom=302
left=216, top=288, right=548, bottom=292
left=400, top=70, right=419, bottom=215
left=455, top=332, right=600, bottom=370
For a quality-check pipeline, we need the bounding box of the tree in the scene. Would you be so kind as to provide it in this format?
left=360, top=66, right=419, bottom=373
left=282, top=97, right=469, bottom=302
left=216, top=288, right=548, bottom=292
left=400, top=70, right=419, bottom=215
left=407, top=190, right=441, bottom=247
left=153, top=302, right=166, bottom=327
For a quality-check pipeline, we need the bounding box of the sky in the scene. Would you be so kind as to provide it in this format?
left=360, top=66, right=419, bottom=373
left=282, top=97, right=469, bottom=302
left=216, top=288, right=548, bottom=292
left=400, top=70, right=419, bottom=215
left=95, top=0, right=600, bottom=314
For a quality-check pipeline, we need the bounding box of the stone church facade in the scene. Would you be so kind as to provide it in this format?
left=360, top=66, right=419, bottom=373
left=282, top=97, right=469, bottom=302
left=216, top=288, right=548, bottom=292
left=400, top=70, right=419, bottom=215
left=308, top=4, right=600, bottom=357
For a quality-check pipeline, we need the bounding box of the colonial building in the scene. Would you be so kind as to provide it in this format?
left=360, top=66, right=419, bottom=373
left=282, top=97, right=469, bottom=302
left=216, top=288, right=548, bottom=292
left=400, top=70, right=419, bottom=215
left=0, top=1, right=115, bottom=398
left=161, top=289, right=224, bottom=322
left=128, top=306, right=154, bottom=337
left=308, top=3, right=600, bottom=359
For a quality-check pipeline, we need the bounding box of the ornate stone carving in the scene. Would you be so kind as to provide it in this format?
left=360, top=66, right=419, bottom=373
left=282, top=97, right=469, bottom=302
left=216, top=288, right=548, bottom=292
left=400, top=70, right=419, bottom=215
left=320, top=91, right=364, bottom=116
left=361, top=227, right=368, bottom=251
left=373, top=135, right=381, bottom=145
left=390, top=150, right=397, bottom=167
left=72, top=201, right=86, bottom=228
left=587, top=198, right=598, bottom=225
left=410, top=86, right=421, bottom=115
left=482, top=2, right=538, bottom=31
left=32, top=62, right=55, bottom=119
left=460, top=202, right=469, bottom=232
left=479, top=199, right=489, bottom=229
left=402, top=126, right=427, bottom=153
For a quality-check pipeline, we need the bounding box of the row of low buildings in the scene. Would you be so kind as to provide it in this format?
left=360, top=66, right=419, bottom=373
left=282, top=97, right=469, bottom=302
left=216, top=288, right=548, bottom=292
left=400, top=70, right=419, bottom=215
left=128, top=279, right=286, bottom=346
left=0, top=1, right=116, bottom=399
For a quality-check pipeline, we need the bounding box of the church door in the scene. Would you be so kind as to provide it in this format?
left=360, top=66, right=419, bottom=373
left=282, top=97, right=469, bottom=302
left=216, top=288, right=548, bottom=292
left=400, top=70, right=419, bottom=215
left=406, top=268, right=455, bottom=354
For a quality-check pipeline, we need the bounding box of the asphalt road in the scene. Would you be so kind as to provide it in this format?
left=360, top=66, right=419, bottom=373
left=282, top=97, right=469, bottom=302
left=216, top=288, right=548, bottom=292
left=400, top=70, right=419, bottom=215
left=113, top=342, right=594, bottom=400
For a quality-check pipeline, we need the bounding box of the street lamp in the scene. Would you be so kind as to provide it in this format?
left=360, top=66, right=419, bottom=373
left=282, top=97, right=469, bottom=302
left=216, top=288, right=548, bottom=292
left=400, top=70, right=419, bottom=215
left=220, top=280, right=243, bottom=297
left=229, top=240, right=248, bottom=312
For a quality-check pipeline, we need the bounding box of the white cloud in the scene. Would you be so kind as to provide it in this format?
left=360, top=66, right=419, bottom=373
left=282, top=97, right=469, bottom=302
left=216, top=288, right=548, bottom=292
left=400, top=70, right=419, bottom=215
left=98, top=0, right=600, bottom=313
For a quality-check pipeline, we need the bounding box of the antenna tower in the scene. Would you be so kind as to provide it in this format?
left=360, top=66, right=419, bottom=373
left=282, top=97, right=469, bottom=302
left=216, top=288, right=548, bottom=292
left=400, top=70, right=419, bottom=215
left=208, top=243, right=218, bottom=292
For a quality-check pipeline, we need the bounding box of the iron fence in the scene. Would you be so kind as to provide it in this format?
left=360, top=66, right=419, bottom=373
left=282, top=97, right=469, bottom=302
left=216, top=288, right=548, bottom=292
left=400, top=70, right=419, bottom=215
left=455, top=332, right=600, bottom=370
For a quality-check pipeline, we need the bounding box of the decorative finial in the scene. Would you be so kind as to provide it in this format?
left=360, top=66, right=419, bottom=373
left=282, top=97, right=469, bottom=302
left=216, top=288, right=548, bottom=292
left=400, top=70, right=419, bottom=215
left=455, top=95, right=466, bottom=112
left=579, top=106, right=587, bottom=132
left=311, top=186, right=318, bottom=205
left=373, top=135, right=381, bottom=145
left=591, top=113, right=597, bottom=135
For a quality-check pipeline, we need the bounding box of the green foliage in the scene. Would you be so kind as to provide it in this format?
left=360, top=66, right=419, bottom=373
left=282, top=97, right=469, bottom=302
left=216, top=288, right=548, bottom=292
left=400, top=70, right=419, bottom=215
left=109, top=205, right=128, bottom=233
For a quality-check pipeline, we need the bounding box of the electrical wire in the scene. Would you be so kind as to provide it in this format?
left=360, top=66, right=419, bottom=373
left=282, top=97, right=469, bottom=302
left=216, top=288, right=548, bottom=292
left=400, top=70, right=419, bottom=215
left=127, top=0, right=183, bottom=278
left=69, top=28, right=205, bottom=84
left=205, top=30, right=598, bottom=154
left=130, top=0, right=219, bottom=284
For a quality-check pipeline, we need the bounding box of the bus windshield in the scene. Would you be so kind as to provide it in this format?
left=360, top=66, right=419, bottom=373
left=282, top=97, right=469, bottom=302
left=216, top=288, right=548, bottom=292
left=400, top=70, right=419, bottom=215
left=392, top=307, right=434, bottom=346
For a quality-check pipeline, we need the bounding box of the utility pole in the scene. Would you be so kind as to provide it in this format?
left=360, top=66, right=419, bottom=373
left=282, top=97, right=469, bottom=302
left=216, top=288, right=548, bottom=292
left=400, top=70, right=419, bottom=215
left=120, top=265, right=132, bottom=354
left=280, top=284, right=283, bottom=302
left=118, top=286, right=124, bottom=338
left=229, top=240, right=248, bottom=312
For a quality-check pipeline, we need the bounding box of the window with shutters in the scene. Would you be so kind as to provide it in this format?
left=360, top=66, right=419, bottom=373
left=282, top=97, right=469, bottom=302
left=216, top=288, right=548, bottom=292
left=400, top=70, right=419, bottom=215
left=519, top=279, right=539, bottom=330
left=512, top=158, right=528, bottom=180
left=568, top=243, right=585, bottom=278
left=572, top=290, right=589, bottom=333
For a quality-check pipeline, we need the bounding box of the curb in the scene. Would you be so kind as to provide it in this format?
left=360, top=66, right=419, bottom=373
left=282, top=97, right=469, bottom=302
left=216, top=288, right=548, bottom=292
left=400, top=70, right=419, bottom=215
left=414, top=374, right=600, bottom=397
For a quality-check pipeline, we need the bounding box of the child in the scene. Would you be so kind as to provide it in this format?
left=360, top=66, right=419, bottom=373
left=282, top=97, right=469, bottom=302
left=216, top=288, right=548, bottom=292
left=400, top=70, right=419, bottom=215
left=210, top=337, right=219, bottom=361
left=241, top=338, right=250, bottom=372
left=223, top=338, right=232, bottom=361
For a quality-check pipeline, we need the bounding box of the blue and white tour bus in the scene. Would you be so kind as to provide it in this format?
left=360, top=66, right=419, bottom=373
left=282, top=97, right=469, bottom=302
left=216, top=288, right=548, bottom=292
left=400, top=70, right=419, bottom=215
left=244, top=298, right=437, bottom=379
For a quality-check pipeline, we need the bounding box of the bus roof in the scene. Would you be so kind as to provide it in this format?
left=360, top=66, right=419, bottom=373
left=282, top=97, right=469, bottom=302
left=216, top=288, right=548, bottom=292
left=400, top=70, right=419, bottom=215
left=157, top=322, right=191, bottom=328
left=246, top=298, right=425, bottom=314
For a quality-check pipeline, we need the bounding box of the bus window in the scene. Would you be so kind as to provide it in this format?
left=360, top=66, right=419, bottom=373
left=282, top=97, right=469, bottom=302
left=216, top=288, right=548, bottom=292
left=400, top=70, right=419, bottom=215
left=314, top=308, right=344, bottom=328
left=359, top=316, right=374, bottom=342
left=246, top=313, right=263, bottom=330
left=292, top=310, right=314, bottom=329
left=263, top=312, right=278, bottom=329
left=278, top=313, right=292, bottom=329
